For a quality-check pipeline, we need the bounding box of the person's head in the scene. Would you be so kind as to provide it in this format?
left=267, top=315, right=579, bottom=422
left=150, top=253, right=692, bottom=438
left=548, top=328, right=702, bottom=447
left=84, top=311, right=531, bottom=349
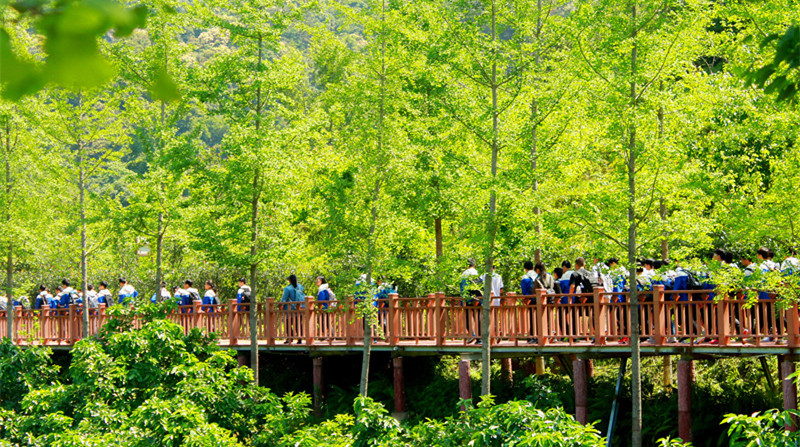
left=56, top=286, right=63, bottom=292
left=204, top=280, right=214, bottom=290
left=523, top=260, right=534, bottom=271
left=38, top=284, right=47, bottom=292
left=467, top=258, right=476, bottom=268
left=316, top=276, right=327, bottom=286
left=607, top=257, right=619, bottom=268
left=288, top=274, right=298, bottom=288
left=574, top=257, right=585, bottom=269
left=553, top=267, right=564, bottom=279
left=768, top=248, right=776, bottom=260
left=160, top=281, right=166, bottom=288
left=644, top=258, right=655, bottom=270
left=88, top=284, right=94, bottom=291
left=118, top=277, right=127, bottom=286
left=741, top=254, right=753, bottom=266
left=99, top=281, right=108, bottom=290
left=172, top=286, right=179, bottom=293
left=534, top=262, right=546, bottom=274
left=184, top=279, right=193, bottom=288
left=562, top=260, right=572, bottom=270
left=636, top=267, right=644, bottom=274
left=713, top=248, right=726, bottom=262
left=238, top=277, right=247, bottom=286
left=61, top=279, right=70, bottom=287
left=724, top=251, right=734, bottom=264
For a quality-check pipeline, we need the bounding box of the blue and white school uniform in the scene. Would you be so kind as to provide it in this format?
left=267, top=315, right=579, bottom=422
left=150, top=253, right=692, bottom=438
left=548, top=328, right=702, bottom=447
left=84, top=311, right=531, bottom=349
left=202, top=289, right=217, bottom=313
left=58, top=287, right=75, bottom=308
left=118, top=284, right=138, bottom=305
left=317, top=284, right=334, bottom=309
left=97, top=289, right=112, bottom=305
left=559, top=270, right=573, bottom=304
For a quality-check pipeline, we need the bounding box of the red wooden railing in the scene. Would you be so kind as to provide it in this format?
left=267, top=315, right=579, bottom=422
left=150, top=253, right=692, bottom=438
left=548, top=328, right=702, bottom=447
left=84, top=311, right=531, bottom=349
left=1, top=286, right=798, bottom=348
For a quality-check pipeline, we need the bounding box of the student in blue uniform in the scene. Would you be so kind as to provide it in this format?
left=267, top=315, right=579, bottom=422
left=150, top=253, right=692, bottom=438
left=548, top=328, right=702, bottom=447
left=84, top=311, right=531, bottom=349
left=118, top=278, right=138, bottom=305
left=315, top=276, right=334, bottom=309
left=559, top=260, right=574, bottom=304
left=34, top=285, right=53, bottom=310
left=201, top=280, right=218, bottom=313
left=236, top=278, right=251, bottom=311
left=520, top=261, right=537, bottom=298
left=58, top=280, right=75, bottom=309
left=97, top=281, right=112, bottom=306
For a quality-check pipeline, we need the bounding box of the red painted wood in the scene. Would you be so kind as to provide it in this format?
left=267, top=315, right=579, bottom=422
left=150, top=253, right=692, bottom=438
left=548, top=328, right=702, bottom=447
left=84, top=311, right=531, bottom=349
left=573, top=357, right=588, bottom=425
left=678, top=358, right=693, bottom=443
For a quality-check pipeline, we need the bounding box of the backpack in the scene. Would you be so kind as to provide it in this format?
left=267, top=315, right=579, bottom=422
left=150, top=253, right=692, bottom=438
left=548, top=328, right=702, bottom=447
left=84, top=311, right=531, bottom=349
left=685, top=271, right=704, bottom=290
left=240, top=289, right=251, bottom=303
left=577, top=272, right=594, bottom=294
left=189, top=289, right=201, bottom=302
left=292, top=287, right=304, bottom=302
left=536, top=273, right=556, bottom=295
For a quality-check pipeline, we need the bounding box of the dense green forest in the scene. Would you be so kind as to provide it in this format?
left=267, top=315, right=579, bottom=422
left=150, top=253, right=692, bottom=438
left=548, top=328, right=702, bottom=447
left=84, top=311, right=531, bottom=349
left=4, top=0, right=800, bottom=446
left=1, top=0, right=799, bottom=299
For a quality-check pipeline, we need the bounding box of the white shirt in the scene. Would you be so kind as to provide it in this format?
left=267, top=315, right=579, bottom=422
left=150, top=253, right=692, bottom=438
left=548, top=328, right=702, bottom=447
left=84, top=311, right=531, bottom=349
left=86, top=290, right=98, bottom=308
left=462, top=267, right=479, bottom=278
left=782, top=257, right=800, bottom=273
left=480, top=272, right=504, bottom=305
left=98, top=289, right=112, bottom=302
left=120, top=284, right=136, bottom=296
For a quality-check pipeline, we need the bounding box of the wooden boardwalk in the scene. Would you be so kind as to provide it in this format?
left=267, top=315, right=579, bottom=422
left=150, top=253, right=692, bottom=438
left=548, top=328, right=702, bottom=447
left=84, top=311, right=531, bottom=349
left=2, top=286, right=798, bottom=355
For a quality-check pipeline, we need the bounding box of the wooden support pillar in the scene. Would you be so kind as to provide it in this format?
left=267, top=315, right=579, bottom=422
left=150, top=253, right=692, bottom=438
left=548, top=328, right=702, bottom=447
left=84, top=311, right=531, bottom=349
left=501, top=358, right=513, bottom=383
left=573, top=357, right=588, bottom=425
left=392, top=356, right=408, bottom=420
left=535, top=356, right=546, bottom=375
left=677, top=358, right=694, bottom=443
left=313, top=357, right=324, bottom=417
left=586, top=359, right=594, bottom=378
left=663, top=355, right=673, bottom=388
left=459, top=357, right=472, bottom=411
left=237, top=351, right=249, bottom=368
left=781, top=355, right=798, bottom=431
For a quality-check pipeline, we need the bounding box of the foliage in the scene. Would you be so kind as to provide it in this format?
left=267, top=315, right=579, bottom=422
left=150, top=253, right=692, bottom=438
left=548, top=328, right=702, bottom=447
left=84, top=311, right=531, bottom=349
left=724, top=409, right=800, bottom=446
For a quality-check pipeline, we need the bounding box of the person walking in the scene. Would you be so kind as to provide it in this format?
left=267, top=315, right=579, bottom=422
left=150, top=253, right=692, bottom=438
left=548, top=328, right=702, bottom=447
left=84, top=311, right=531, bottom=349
left=118, top=278, right=138, bottom=305
left=281, top=275, right=304, bottom=344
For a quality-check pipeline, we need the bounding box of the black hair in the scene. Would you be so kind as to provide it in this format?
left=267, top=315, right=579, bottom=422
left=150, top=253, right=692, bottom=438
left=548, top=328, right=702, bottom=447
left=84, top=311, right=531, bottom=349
left=636, top=267, right=644, bottom=273
left=714, top=248, right=727, bottom=258
left=534, top=262, right=546, bottom=273
left=160, top=281, right=166, bottom=288
left=724, top=251, right=734, bottom=264
left=88, top=284, right=94, bottom=291
left=99, top=281, right=108, bottom=288
left=118, top=277, right=127, bottom=284
left=644, top=258, right=655, bottom=268
left=523, top=261, right=534, bottom=270
left=607, top=257, right=619, bottom=266
left=39, top=284, right=46, bottom=291
left=741, top=253, right=753, bottom=262
left=575, top=257, right=586, bottom=268
left=184, top=279, right=193, bottom=287
left=205, top=279, right=216, bottom=293
left=61, top=279, right=70, bottom=287
left=562, top=260, right=572, bottom=269
left=757, top=247, right=770, bottom=259
left=553, top=267, right=563, bottom=279
left=288, top=274, right=298, bottom=288
left=768, top=248, right=776, bottom=259
left=56, top=286, right=63, bottom=292
left=317, top=275, right=327, bottom=285
left=238, top=277, right=247, bottom=284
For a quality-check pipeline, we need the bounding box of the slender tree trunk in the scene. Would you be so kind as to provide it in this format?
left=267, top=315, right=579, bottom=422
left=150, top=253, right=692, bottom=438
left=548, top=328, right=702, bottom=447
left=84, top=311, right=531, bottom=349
left=249, top=34, right=264, bottom=383
left=628, top=3, right=642, bottom=446
left=4, top=129, right=11, bottom=339
left=80, top=160, right=89, bottom=337
left=359, top=0, right=387, bottom=397
left=435, top=217, right=443, bottom=261
left=531, top=0, right=543, bottom=265
left=155, top=213, right=164, bottom=300
left=480, top=0, right=499, bottom=396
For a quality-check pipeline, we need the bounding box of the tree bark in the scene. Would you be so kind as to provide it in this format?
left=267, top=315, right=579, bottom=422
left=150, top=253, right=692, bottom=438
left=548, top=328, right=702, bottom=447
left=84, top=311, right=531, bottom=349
left=249, top=34, right=265, bottom=383
left=628, top=3, right=642, bottom=447
left=155, top=213, right=164, bottom=301
left=80, top=157, right=89, bottom=337
left=480, top=0, right=499, bottom=396
left=4, top=121, right=12, bottom=339
left=434, top=217, right=443, bottom=261
left=531, top=0, right=543, bottom=266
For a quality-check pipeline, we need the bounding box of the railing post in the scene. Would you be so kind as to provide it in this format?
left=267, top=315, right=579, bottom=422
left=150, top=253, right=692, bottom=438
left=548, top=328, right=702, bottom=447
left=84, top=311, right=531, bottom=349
left=506, top=292, right=517, bottom=345
left=305, top=296, right=314, bottom=346
left=535, top=289, right=547, bottom=347
left=265, top=298, right=274, bottom=345
left=716, top=292, right=730, bottom=346
left=42, top=305, right=50, bottom=344
left=345, top=299, right=354, bottom=345
left=68, top=304, right=77, bottom=344
left=389, top=293, right=399, bottom=345
left=788, top=303, right=800, bottom=348
left=435, top=292, right=445, bottom=346
left=13, top=305, right=22, bottom=344
left=228, top=299, right=238, bottom=346
left=97, top=303, right=106, bottom=334
left=426, top=293, right=435, bottom=337
left=192, top=300, right=201, bottom=330
left=652, top=285, right=665, bottom=345
left=593, top=287, right=606, bottom=346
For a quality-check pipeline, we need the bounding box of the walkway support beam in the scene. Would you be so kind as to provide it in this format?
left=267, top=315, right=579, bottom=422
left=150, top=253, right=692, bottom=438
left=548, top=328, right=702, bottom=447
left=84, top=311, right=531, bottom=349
left=677, top=357, right=693, bottom=443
